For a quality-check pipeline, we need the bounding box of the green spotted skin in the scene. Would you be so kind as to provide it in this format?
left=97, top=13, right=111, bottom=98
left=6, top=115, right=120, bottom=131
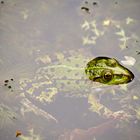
left=19, top=52, right=95, bottom=103
left=85, top=57, right=134, bottom=85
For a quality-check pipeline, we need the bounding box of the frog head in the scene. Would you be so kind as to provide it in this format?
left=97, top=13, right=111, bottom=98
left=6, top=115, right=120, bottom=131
left=85, top=57, right=134, bottom=85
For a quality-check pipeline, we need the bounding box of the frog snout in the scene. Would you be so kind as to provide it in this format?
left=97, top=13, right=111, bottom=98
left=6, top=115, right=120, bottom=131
left=127, top=71, right=134, bottom=83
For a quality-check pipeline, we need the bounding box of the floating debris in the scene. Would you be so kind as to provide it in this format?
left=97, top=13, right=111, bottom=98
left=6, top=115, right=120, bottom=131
left=103, top=19, right=111, bottom=26
left=4, top=84, right=8, bottom=86
left=8, top=86, right=12, bottom=89
left=93, top=2, right=97, bottom=5
left=81, top=20, right=90, bottom=30
left=4, top=80, right=9, bottom=83
left=121, top=56, right=136, bottom=66
left=126, top=17, right=134, bottom=25
left=136, top=51, right=140, bottom=55
left=82, top=36, right=97, bottom=45
left=0, top=1, right=4, bottom=4
left=3, top=78, right=14, bottom=91
left=16, top=130, right=22, bottom=137
left=115, top=27, right=130, bottom=49
left=133, top=96, right=139, bottom=100
left=17, top=128, right=42, bottom=140
left=126, top=45, right=128, bottom=48
left=81, top=6, right=90, bottom=13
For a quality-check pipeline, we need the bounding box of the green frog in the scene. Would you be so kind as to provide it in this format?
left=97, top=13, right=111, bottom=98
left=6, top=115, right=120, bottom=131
left=85, top=57, right=134, bottom=84
left=18, top=50, right=134, bottom=122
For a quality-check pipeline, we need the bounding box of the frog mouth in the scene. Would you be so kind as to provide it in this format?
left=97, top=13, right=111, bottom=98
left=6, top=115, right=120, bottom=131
left=115, top=72, right=134, bottom=84
left=91, top=71, right=134, bottom=85
left=117, top=71, right=134, bottom=83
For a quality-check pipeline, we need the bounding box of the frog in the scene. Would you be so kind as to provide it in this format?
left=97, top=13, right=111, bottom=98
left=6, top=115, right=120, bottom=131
left=85, top=56, right=134, bottom=85
left=18, top=50, right=134, bottom=123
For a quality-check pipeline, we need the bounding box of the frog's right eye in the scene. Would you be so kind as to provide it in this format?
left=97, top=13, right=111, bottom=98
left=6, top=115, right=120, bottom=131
left=102, top=70, right=113, bottom=82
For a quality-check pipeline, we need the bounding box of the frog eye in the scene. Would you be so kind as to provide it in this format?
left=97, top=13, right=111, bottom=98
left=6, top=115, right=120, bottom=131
left=102, top=70, right=113, bottom=82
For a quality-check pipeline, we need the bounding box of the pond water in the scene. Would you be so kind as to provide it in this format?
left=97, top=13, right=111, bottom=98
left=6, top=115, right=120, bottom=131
left=0, top=0, right=140, bottom=140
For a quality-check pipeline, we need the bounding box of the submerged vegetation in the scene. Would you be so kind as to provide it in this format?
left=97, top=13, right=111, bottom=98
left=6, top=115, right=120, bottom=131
left=0, top=104, right=17, bottom=129
left=18, top=129, right=42, bottom=140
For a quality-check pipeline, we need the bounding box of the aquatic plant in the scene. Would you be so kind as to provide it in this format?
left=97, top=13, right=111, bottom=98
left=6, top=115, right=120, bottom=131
left=18, top=128, right=42, bottom=140
left=0, top=103, right=17, bottom=129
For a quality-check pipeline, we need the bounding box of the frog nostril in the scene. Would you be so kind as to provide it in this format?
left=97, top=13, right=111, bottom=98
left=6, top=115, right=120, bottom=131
left=130, top=75, right=134, bottom=81
left=129, top=71, right=134, bottom=81
left=127, top=74, right=134, bottom=83
left=127, top=77, right=133, bottom=83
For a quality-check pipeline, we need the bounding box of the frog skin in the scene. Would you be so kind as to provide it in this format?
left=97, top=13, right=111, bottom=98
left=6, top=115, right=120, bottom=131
left=18, top=51, right=134, bottom=122
left=85, top=57, right=134, bottom=85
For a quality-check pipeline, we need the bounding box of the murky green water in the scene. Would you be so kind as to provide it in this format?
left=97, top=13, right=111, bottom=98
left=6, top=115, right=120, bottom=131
left=0, top=0, right=140, bottom=140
